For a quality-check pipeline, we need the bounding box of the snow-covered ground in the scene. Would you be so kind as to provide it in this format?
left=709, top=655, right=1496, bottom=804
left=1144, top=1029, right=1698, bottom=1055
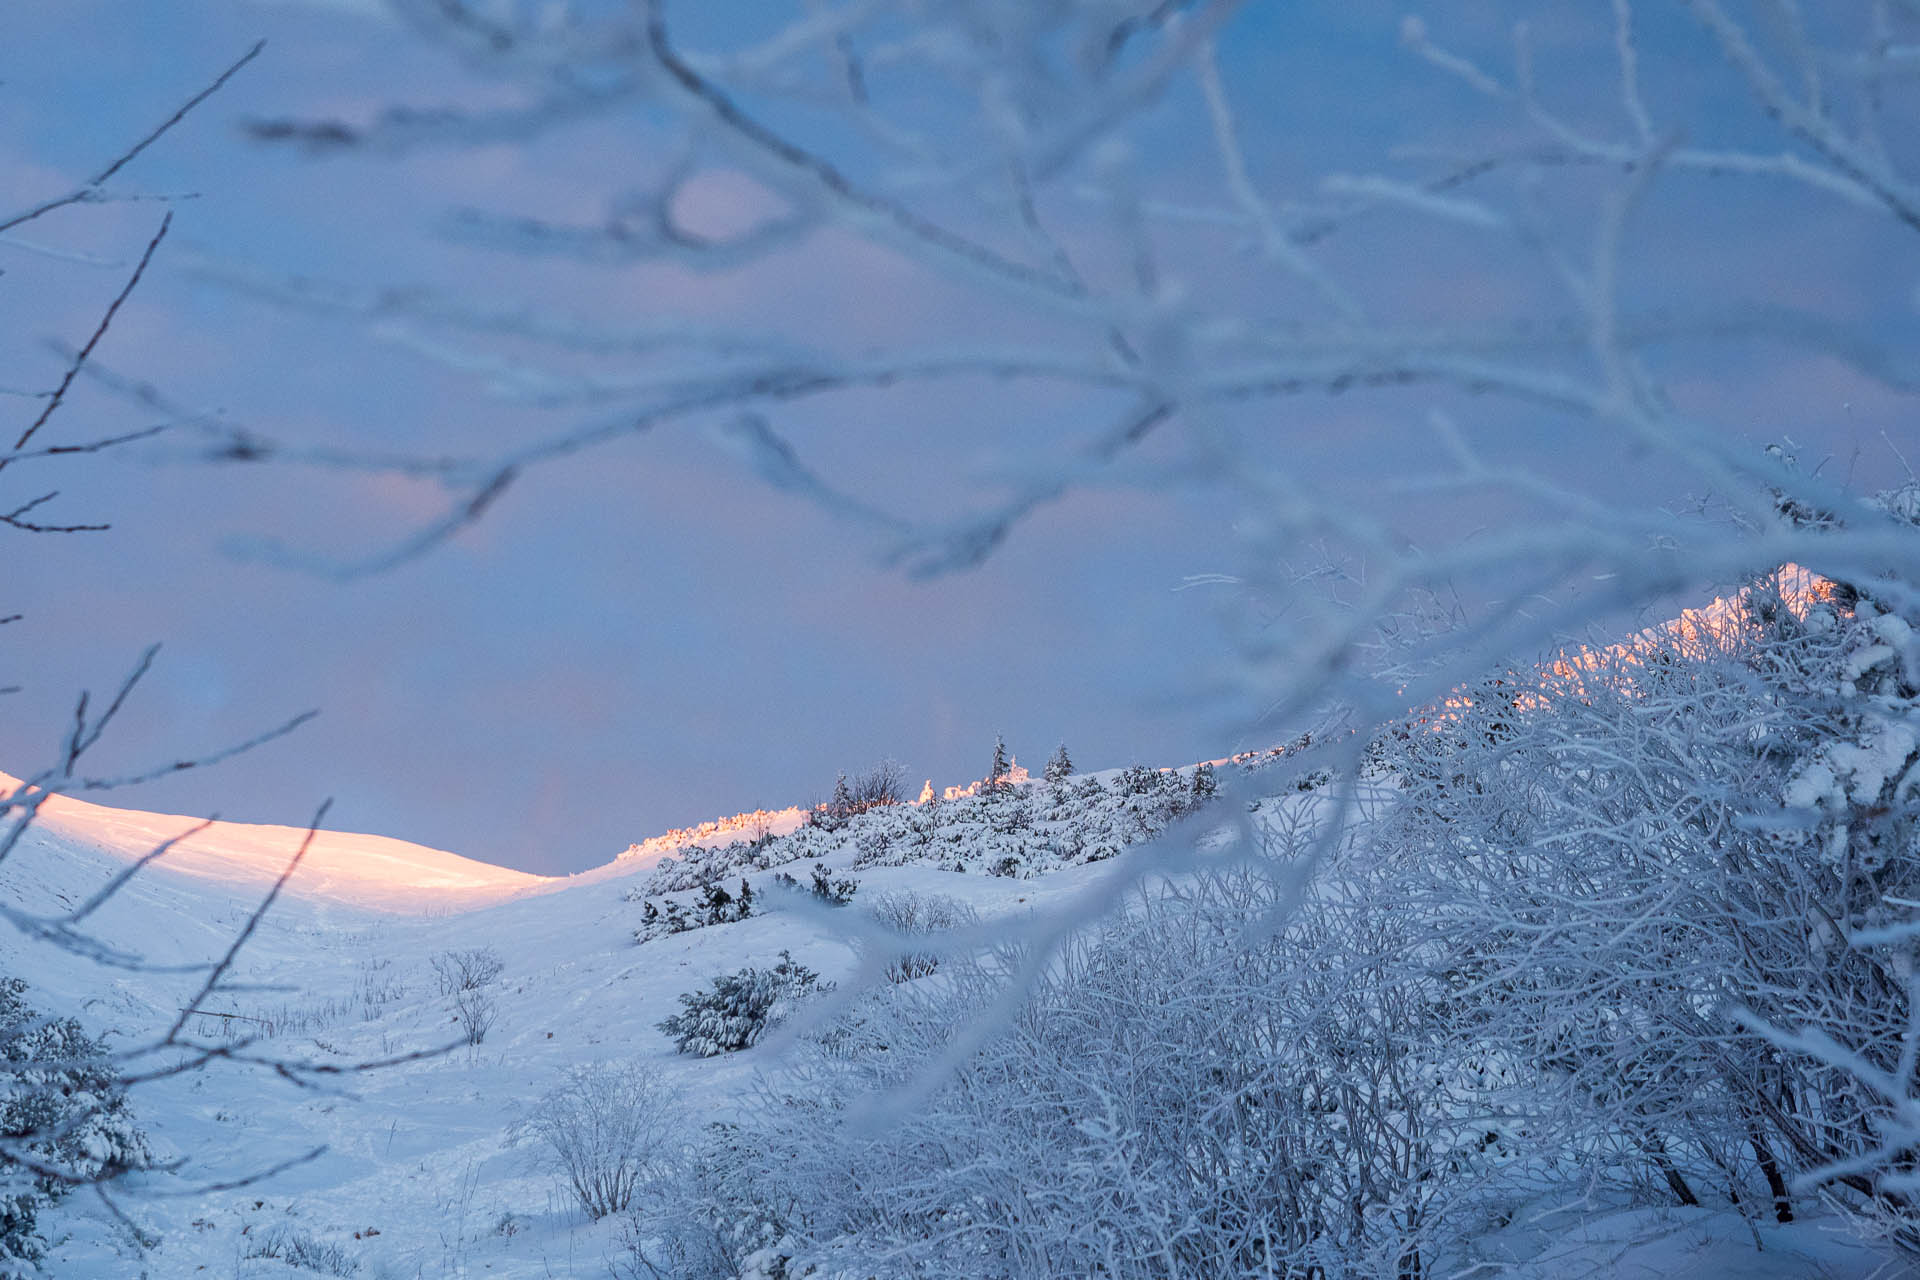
left=3, top=770, right=1912, bottom=1278
left=2, top=776, right=1125, bottom=1278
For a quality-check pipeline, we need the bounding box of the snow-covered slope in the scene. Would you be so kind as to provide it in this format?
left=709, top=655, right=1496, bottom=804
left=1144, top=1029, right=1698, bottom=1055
left=0, top=771, right=550, bottom=913
left=1, top=759, right=1909, bottom=1279
left=0, top=770, right=1108, bottom=1277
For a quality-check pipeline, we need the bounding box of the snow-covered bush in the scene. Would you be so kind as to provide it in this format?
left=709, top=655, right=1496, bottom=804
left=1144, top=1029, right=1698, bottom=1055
left=735, top=852, right=1476, bottom=1278
left=699, top=878, right=755, bottom=925
left=639, top=838, right=801, bottom=894
left=240, top=1223, right=359, bottom=1276
left=635, top=876, right=758, bottom=942
left=611, top=1122, right=787, bottom=1280
left=633, top=897, right=692, bottom=942
left=770, top=864, right=857, bottom=906
left=658, top=953, right=828, bottom=1057
left=1377, top=551, right=1920, bottom=1242
left=513, top=1063, right=682, bottom=1221
left=860, top=890, right=976, bottom=983
left=0, top=975, right=148, bottom=1271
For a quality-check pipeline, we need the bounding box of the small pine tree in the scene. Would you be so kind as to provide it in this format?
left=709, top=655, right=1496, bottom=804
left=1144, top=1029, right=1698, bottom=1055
left=809, top=864, right=858, bottom=905
left=635, top=900, right=661, bottom=943
left=698, top=881, right=735, bottom=926
left=1043, top=743, right=1073, bottom=785
left=987, top=735, right=1011, bottom=792
left=828, top=773, right=855, bottom=823
left=1189, top=762, right=1217, bottom=802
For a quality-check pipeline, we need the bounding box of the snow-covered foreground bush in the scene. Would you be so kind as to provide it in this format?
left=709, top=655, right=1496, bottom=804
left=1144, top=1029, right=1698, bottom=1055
left=1374, top=551, right=1920, bottom=1248
left=512, top=1063, right=683, bottom=1221
left=713, top=852, right=1483, bottom=1279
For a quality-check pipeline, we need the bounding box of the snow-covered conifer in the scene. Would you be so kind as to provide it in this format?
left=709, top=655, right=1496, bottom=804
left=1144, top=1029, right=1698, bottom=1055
left=986, top=736, right=1011, bottom=792
left=658, top=953, right=828, bottom=1057
left=1189, top=761, right=1217, bottom=802
left=827, top=774, right=854, bottom=824
left=0, top=976, right=148, bottom=1268
left=1042, top=743, right=1072, bottom=785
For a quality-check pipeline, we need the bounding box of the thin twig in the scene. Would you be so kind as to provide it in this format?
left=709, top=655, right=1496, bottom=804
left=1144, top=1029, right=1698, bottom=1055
left=1, top=212, right=172, bottom=476
left=164, top=799, right=332, bottom=1045
left=0, top=41, right=264, bottom=235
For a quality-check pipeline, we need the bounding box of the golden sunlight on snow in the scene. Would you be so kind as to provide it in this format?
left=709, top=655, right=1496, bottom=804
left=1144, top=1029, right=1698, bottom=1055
left=0, top=772, right=550, bottom=912
left=1433, top=564, right=1837, bottom=722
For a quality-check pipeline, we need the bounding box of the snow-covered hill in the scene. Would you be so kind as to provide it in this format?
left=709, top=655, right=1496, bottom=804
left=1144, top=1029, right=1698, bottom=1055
left=0, top=771, right=549, bottom=914
left=0, top=746, right=1908, bottom=1278
left=0, top=770, right=1136, bottom=1277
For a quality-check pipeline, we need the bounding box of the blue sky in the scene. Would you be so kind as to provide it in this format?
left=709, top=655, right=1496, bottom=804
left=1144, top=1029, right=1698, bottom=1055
left=3, top=1, right=1913, bottom=872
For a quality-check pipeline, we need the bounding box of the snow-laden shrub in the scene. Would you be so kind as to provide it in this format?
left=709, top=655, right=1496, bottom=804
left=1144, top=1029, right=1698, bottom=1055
left=513, top=1063, right=682, bottom=1220
left=241, top=1224, right=359, bottom=1275
left=0, top=975, right=148, bottom=1271
left=640, top=839, right=788, bottom=894
left=1378, top=555, right=1920, bottom=1244
left=635, top=877, right=759, bottom=942
left=639, top=754, right=1265, bottom=895
left=695, top=878, right=755, bottom=926
left=859, top=890, right=976, bottom=982
left=610, top=1122, right=786, bottom=1280
left=733, top=858, right=1473, bottom=1279
left=658, top=953, right=827, bottom=1057
left=769, top=864, right=857, bottom=907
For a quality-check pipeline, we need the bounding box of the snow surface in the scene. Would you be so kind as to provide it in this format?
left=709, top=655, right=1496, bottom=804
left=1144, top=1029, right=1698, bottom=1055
left=2, top=774, right=1913, bottom=1277
left=0, top=771, right=549, bottom=912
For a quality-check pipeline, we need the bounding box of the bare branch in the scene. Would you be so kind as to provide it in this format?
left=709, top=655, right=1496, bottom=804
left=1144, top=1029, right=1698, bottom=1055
left=163, top=799, right=331, bottom=1046
left=0, top=41, right=263, bottom=234
left=0, top=211, right=172, bottom=479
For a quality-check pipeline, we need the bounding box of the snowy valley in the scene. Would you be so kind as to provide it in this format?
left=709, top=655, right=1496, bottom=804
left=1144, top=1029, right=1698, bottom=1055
left=6, top=589, right=1920, bottom=1280
left=0, top=750, right=1275, bottom=1277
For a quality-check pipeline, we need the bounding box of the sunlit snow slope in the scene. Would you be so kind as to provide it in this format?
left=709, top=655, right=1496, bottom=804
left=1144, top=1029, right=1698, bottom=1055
left=0, top=772, right=550, bottom=912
